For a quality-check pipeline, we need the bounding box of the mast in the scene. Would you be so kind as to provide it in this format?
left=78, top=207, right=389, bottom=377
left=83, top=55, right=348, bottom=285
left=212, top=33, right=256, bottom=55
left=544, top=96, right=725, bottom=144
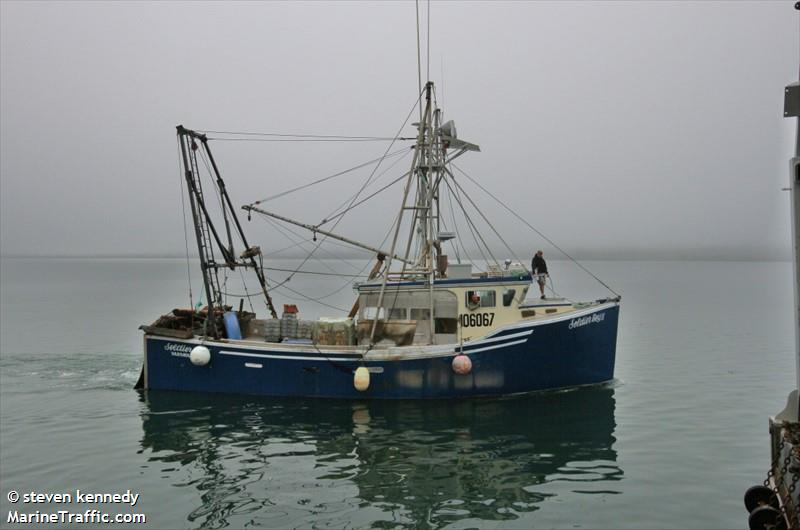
left=177, top=130, right=220, bottom=337
left=198, top=134, right=278, bottom=319
left=369, top=82, right=433, bottom=344
left=176, top=125, right=278, bottom=336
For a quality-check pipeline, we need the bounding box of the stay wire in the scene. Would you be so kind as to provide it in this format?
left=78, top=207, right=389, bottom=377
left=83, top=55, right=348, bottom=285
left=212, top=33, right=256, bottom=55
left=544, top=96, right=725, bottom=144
left=199, top=146, right=270, bottom=306
left=442, top=176, right=496, bottom=269
left=274, top=218, right=398, bottom=302
left=319, top=168, right=411, bottom=227
left=219, top=283, right=348, bottom=313
left=318, top=149, right=412, bottom=226
left=250, top=147, right=410, bottom=206
left=272, top=284, right=349, bottom=312
left=198, top=148, right=228, bottom=225
left=317, top=92, right=423, bottom=225
left=238, top=267, right=255, bottom=314
left=258, top=215, right=381, bottom=302
left=260, top=216, right=362, bottom=277
left=260, top=267, right=371, bottom=278
left=262, top=230, right=369, bottom=260
left=206, top=137, right=415, bottom=143
left=426, top=0, right=430, bottom=83
left=444, top=179, right=468, bottom=265
left=199, top=129, right=415, bottom=140
left=445, top=167, right=525, bottom=268
left=188, top=143, right=224, bottom=307
left=205, top=147, right=278, bottom=312
left=451, top=163, right=620, bottom=297
left=264, top=215, right=373, bottom=263
left=319, top=148, right=413, bottom=225
left=415, top=0, right=423, bottom=122
left=253, top=215, right=397, bottom=305
left=270, top=90, right=424, bottom=289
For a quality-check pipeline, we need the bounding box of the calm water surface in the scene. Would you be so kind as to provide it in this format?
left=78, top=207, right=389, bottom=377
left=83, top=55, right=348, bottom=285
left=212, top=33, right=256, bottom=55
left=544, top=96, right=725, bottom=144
left=0, top=258, right=794, bottom=529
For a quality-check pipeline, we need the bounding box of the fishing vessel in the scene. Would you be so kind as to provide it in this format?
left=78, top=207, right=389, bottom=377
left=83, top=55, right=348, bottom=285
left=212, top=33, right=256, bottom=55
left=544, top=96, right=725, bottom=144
left=137, top=80, right=621, bottom=399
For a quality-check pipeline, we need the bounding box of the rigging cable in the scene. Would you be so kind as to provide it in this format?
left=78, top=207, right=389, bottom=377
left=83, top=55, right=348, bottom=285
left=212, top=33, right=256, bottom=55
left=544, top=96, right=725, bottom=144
left=442, top=175, right=496, bottom=268
left=318, top=169, right=411, bottom=227
left=238, top=266, right=255, bottom=314
left=260, top=267, right=373, bottom=278
left=200, top=130, right=415, bottom=141
left=427, top=0, right=431, bottom=83
left=200, top=146, right=278, bottom=313
left=318, top=148, right=413, bottom=225
left=451, top=162, right=620, bottom=297
left=250, top=147, right=410, bottom=206
left=264, top=214, right=398, bottom=301
left=198, top=148, right=229, bottom=227
left=415, top=0, right=423, bottom=123
left=258, top=91, right=424, bottom=291
left=244, top=214, right=398, bottom=306
left=443, top=179, right=468, bottom=264
left=205, top=137, right=414, bottom=143
left=263, top=213, right=372, bottom=263
left=445, top=167, right=525, bottom=267
left=315, top=92, right=423, bottom=225
left=188, top=140, right=224, bottom=307
left=272, top=284, right=349, bottom=312
left=258, top=215, right=379, bottom=302
left=176, top=138, right=194, bottom=314
left=261, top=216, right=363, bottom=277
left=263, top=229, right=371, bottom=259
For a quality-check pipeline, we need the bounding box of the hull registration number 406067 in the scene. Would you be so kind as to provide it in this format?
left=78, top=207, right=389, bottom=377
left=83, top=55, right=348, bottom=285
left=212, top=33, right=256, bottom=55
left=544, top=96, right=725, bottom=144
left=460, top=313, right=495, bottom=327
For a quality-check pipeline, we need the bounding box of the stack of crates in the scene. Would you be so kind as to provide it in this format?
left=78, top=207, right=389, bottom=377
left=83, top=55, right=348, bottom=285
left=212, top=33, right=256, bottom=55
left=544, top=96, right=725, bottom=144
left=265, top=319, right=281, bottom=342
left=313, top=318, right=355, bottom=346
left=281, top=304, right=299, bottom=339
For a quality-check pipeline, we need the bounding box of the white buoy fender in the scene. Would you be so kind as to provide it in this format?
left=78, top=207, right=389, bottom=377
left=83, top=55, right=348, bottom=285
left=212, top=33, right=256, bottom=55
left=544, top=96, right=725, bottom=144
left=354, top=366, right=370, bottom=391
left=190, top=346, right=211, bottom=366
left=452, top=354, right=472, bottom=375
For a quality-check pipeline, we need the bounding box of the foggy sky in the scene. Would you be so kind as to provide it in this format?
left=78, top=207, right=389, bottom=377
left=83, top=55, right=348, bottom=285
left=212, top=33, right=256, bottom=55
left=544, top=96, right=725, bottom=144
left=1, top=1, right=798, bottom=261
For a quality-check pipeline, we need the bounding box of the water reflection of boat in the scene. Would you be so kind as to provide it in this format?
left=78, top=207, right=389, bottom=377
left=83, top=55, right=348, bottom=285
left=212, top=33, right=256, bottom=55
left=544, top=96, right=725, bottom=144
left=139, top=387, right=621, bottom=528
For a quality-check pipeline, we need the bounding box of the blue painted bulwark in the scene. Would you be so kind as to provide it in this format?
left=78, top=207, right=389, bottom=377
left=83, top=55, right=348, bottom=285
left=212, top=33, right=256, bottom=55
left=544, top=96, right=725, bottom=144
left=144, top=302, right=619, bottom=399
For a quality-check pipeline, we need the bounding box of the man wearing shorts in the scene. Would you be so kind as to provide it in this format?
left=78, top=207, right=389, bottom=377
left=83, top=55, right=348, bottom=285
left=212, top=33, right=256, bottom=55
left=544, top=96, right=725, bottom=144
left=531, top=250, right=548, bottom=299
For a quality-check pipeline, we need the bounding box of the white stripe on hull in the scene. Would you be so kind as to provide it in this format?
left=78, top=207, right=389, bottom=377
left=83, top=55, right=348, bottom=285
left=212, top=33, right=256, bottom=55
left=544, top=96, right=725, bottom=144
left=219, top=336, right=531, bottom=362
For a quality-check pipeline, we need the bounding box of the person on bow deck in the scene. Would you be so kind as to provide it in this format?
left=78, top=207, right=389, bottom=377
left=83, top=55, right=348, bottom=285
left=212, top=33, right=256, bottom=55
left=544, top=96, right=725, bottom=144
left=531, top=250, right=548, bottom=299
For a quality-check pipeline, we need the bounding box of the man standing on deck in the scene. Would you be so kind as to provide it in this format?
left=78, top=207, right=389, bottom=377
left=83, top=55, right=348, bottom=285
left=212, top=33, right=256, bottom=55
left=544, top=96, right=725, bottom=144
left=531, top=250, right=548, bottom=299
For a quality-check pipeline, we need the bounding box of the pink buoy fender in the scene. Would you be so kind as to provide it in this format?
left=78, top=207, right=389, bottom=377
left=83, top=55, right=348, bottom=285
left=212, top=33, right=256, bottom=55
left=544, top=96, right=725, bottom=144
left=452, top=354, right=472, bottom=375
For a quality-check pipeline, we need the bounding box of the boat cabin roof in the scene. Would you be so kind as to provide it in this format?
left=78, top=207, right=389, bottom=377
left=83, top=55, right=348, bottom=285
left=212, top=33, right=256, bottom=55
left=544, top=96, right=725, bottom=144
left=356, top=273, right=532, bottom=293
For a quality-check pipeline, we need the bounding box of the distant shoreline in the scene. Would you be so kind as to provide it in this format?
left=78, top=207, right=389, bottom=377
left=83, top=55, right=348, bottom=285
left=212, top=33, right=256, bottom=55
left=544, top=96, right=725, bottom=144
left=0, top=251, right=791, bottom=262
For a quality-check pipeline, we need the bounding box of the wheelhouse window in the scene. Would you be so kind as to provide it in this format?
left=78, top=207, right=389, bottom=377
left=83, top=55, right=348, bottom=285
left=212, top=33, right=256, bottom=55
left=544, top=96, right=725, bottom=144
left=435, top=318, right=457, bottom=333
left=361, top=307, right=386, bottom=320
left=466, top=290, right=496, bottom=309
left=357, top=290, right=458, bottom=343
left=503, top=289, right=517, bottom=307
left=410, top=308, right=430, bottom=321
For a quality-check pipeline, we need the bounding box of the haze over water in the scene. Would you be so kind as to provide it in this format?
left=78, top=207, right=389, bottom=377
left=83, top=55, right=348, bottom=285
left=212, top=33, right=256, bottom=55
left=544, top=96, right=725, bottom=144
left=0, top=257, right=793, bottom=529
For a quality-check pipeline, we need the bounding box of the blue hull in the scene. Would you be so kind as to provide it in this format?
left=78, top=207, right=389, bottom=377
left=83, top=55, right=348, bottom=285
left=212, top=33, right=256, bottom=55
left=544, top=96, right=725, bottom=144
left=143, top=303, right=619, bottom=399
